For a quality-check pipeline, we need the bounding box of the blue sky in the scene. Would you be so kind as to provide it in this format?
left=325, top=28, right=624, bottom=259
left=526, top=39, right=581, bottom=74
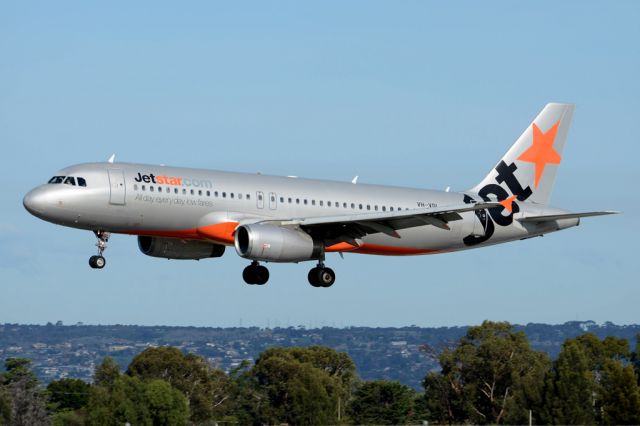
left=1, top=1, right=638, bottom=327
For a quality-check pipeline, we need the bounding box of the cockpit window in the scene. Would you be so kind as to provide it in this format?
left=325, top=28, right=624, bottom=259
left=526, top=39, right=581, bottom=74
left=77, top=177, right=87, bottom=187
left=64, top=176, right=76, bottom=186
left=48, top=176, right=65, bottom=184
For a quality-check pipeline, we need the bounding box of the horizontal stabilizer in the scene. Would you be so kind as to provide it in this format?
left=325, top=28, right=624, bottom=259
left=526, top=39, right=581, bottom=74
left=518, top=211, right=619, bottom=223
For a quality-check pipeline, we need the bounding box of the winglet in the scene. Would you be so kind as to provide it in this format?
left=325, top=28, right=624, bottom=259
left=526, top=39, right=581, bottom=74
left=352, top=176, right=359, bottom=184
left=107, top=154, right=115, bottom=163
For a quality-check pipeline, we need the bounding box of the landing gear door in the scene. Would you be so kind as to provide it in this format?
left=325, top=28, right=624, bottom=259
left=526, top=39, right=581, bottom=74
left=107, top=169, right=126, bottom=205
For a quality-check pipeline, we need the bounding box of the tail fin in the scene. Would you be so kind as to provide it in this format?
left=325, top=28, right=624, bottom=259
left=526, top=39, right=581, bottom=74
left=470, top=103, right=575, bottom=205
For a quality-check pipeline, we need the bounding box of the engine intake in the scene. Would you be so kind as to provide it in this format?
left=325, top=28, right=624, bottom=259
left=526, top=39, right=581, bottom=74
left=138, top=236, right=225, bottom=260
left=234, top=224, right=322, bottom=262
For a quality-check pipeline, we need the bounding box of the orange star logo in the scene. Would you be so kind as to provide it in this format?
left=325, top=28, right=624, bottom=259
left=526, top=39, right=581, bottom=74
left=517, top=120, right=561, bottom=188
left=499, top=195, right=518, bottom=213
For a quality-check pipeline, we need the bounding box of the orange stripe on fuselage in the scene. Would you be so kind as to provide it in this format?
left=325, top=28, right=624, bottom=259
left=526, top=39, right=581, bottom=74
left=351, top=243, right=439, bottom=256
left=123, top=221, right=239, bottom=245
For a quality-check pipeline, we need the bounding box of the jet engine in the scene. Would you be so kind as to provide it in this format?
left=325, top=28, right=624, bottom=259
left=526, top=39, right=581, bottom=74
left=234, top=224, right=322, bottom=262
left=137, top=236, right=225, bottom=260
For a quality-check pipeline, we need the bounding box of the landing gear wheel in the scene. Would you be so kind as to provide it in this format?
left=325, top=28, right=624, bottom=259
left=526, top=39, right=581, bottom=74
left=308, top=267, right=321, bottom=287
left=243, top=262, right=269, bottom=285
left=308, top=267, right=335, bottom=287
left=318, top=267, right=335, bottom=287
left=89, top=255, right=106, bottom=269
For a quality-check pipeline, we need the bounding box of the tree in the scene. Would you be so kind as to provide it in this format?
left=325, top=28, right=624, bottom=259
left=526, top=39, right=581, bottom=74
left=47, top=378, right=91, bottom=412
left=93, top=356, right=120, bottom=387
left=541, top=339, right=596, bottom=424
left=127, top=346, right=231, bottom=423
left=252, top=348, right=347, bottom=425
left=348, top=380, right=416, bottom=425
left=422, top=321, right=550, bottom=424
left=0, top=386, right=11, bottom=425
left=87, top=375, right=188, bottom=426
left=2, top=359, right=50, bottom=426
left=600, top=359, right=640, bottom=425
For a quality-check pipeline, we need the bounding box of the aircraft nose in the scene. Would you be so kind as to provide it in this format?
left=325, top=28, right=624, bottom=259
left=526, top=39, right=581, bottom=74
left=23, top=187, right=49, bottom=216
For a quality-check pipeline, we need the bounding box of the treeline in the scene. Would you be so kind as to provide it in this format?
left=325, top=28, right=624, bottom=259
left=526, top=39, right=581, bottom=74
left=1, top=321, right=639, bottom=425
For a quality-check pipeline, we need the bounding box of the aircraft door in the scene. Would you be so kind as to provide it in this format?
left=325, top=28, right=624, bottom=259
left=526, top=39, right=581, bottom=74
left=107, top=169, right=126, bottom=205
left=257, top=191, right=264, bottom=209
left=269, top=192, right=277, bottom=210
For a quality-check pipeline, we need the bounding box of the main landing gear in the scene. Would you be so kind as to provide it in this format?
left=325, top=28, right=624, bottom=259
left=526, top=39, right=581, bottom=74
left=89, top=230, right=109, bottom=269
left=243, top=261, right=270, bottom=285
left=241, top=253, right=336, bottom=288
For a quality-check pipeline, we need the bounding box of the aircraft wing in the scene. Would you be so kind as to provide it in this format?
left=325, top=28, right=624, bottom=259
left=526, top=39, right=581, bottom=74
left=517, top=211, right=619, bottom=223
left=278, top=201, right=500, bottom=246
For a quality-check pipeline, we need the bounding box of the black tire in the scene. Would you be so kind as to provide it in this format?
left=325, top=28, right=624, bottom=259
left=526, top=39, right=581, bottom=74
left=254, top=266, right=269, bottom=285
left=308, top=268, right=321, bottom=287
left=89, top=256, right=97, bottom=268
left=318, top=268, right=335, bottom=287
left=242, top=266, right=256, bottom=284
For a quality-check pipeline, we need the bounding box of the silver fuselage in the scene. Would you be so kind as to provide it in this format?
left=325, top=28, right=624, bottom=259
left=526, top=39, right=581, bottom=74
left=23, top=162, right=577, bottom=257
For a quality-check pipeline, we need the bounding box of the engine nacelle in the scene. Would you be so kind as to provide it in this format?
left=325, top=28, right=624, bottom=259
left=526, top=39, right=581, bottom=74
left=138, top=236, right=225, bottom=260
left=234, top=224, right=322, bottom=262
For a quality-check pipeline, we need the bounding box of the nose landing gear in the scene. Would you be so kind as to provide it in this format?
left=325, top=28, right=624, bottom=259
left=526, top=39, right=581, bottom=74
left=243, top=261, right=269, bottom=285
left=89, top=230, right=109, bottom=269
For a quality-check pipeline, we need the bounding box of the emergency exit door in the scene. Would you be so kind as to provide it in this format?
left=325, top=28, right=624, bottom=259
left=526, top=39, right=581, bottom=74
left=108, top=169, right=126, bottom=205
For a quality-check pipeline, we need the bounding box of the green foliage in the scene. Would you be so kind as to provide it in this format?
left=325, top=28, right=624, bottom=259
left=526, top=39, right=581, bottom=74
left=87, top=375, right=188, bottom=426
left=47, top=379, right=90, bottom=412
left=422, top=321, right=550, bottom=424
left=0, top=386, right=11, bottom=425
left=600, top=359, right=640, bottom=425
left=93, top=357, right=120, bottom=388
left=542, top=339, right=596, bottom=424
left=252, top=346, right=352, bottom=425
left=3, top=358, right=39, bottom=389
left=348, top=380, right=415, bottom=425
left=126, top=346, right=231, bottom=423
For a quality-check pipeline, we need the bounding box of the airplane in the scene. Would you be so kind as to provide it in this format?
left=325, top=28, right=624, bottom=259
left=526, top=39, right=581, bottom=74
left=23, top=103, right=617, bottom=287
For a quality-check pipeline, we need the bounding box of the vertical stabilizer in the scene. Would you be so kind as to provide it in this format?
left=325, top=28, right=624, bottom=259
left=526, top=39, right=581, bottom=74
left=470, top=103, right=574, bottom=205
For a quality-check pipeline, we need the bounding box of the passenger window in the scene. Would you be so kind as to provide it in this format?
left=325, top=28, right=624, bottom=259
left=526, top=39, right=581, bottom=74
left=150, top=186, right=155, bottom=192
left=382, top=206, right=386, bottom=211
left=215, top=191, right=219, bottom=197
left=157, top=187, right=162, bottom=192
left=64, top=176, right=76, bottom=186
left=182, top=188, right=187, bottom=195
left=328, top=201, right=332, bottom=207
left=375, top=205, right=378, bottom=211
left=246, top=194, right=250, bottom=200
left=280, top=196, right=284, bottom=203
left=343, top=202, right=347, bottom=208
left=320, top=200, right=323, bottom=206
left=134, top=184, right=138, bottom=191
left=390, top=207, right=394, bottom=211
left=359, top=204, right=363, bottom=210
left=230, top=193, right=234, bottom=199
left=270, top=195, right=275, bottom=202
left=304, top=199, right=308, bottom=205
left=142, top=185, right=146, bottom=191
left=296, top=198, right=300, bottom=204
left=190, top=189, right=194, bottom=195
left=366, top=205, right=370, bottom=210
left=77, top=177, right=87, bottom=187
left=222, top=192, right=226, bottom=198
left=351, top=203, right=355, bottom=209
left=288, top=197, right=292, bottom=203
left=238, top=193, right=242, bottom=199
left=174, top=188, right=178, bottom=194
left=312, top=200, right=316, bottom=206
left=198, top=190, right=202, bottom=196
left=336, top=201, right=339, bottom=208
left=257, top=193, right=262, bottom=200
left=48, top=176, right=65, bottom=184
left=206, top=190, right=210, bottom=196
